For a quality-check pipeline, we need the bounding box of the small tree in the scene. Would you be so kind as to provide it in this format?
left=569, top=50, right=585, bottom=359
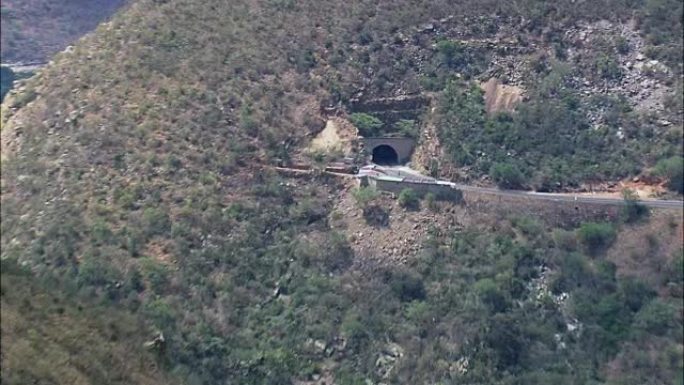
left=398, top=188, right=420, bottom=210
left=577, top=222, right=616, bottom=255
left=655, top=156, right=684, bottom=193
left=436, top=40, right=465, bottom=68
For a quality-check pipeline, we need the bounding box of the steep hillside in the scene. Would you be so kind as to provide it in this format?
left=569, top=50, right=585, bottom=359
left=1, top=259, right=176, bottom=385
left=1, top=0, right=683, bottom=384
left=1, top=0, right=126, bottom=63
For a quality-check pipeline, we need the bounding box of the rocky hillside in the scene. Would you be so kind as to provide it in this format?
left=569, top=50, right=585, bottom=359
left=1, top=0, right=682, bottom=384
left=1, top=0, right=126, bottom=63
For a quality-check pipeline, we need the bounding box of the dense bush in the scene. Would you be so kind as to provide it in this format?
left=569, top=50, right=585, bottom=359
left=352, top=186, right=379, bottom=209
left=398, top=188, right=420, bottom=210
left=577, top=222, right=616, bottom=255
left=434, top=39, right=488, bottom=78
left=389, top=271, right=426, bottom=302
left=655, top=156, right=684, bottom=193
left=349, top=113, right=384, bottom=137
left=474, top=278, right=508, bottom=312
left=490, top=162, right=526, bottom=189
left=633, top=299, right=678, bottom=336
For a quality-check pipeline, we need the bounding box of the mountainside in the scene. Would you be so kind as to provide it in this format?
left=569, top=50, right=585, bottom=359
left=1, top=0, right=126, bottom=63
left=1, top=0, right=683, bottom=384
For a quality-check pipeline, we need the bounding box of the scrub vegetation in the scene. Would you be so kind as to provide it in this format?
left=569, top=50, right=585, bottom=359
left=1, top=0, right=682, bottom=384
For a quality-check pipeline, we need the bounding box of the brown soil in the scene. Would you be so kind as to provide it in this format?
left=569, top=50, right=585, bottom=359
left=479, top=78, right=524, bottom=115
left=577, top=179, right=668, bottom=199
left=308, top=117, right=357, bottom=156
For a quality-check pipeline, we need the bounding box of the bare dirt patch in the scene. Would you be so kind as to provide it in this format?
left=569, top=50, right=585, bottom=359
left=479, top=77, right=524, bottom=115
left=306, top=117, right=358, bottom=161
left=577, top=179, right=668, bottom=199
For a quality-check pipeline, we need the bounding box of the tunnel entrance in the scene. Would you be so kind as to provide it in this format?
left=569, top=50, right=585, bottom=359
left=372, top=145, right=399, bottom=165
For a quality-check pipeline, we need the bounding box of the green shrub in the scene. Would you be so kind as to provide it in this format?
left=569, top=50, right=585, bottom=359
left=577, top=222, right=617, bottom=255
left=428, top=158, right=440, bottom=177
left=78, top=252, right=122, bottom=287
left=126, top=269, right=145, bottom=293
left=141, top=259, right=170, bottom=295
left=352, top=186, right=379, bottom=209
left=615, top=36, right=630, bottom=55
left=490, top=163, right=526, bottom=189
left=91, top=219, right=113, bottom=245
left=436, top=40, right=462, bottom=66
left=340, top=312, right=368, bottom=353
left=390, top=271, right=426, bottom=302
left=143, top=299, right=176, bottom=330
left=474, top=278, right=508, bottom=313
left=512, top=216, right=543, bottom=238
left=619, top=277, right=656, bottom=312
left=663, top=254, right=684, bottom=285
left=594, top=54, right=622, bottom=80
left=142, top=207, right=171, bottom=237
left=655, top=156, right=684, bottom=193
left=634, top=299, right=677, bottom=336
left=349, top=113, right=384, bottom=137
left=398, top=188, right=420, bottom=210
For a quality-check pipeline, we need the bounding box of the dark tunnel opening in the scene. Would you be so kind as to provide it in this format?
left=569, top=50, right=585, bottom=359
left=372, top=145, right=399, bottom=165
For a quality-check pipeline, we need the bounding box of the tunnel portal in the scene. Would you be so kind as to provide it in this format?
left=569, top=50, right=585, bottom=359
left=362, top=137, right=416, bottom=165
left=372, top=145, right=399, bottom=165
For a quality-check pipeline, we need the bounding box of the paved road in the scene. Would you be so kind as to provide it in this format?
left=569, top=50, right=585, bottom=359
left=376, top=165, right=683, bottom=210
